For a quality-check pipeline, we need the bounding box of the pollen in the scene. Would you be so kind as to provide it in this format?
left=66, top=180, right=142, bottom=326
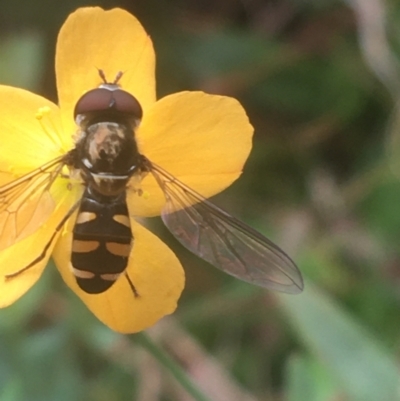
left=35, top=106, right=51, bottom=120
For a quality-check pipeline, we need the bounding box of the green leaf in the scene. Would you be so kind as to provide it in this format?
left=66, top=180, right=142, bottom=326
left=280, top=283, right=399, bottom=401
left=0, top=378, right=24, bottom=401
left=286, top=355, right=340, bottom=401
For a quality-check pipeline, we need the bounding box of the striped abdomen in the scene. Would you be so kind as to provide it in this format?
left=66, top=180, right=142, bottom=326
left=71, top=188, right=132, bottom=294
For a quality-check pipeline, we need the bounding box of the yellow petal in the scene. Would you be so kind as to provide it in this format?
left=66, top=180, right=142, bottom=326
left=0, top=272, right=43, bottom=308
left=130, top=91, right=253, bottom=216
left=0, top=85, right=65, bottom=174
left=56, top=7, right=156, bottom=135
left=0, top=179, right=80, bottom=307
left=53, top=218, right=185, bottom=333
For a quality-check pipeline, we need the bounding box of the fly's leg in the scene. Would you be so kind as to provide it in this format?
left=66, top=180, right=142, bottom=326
left=5, top=201, right=81, bottom=280
left=125, top=273, right=139, bottom=298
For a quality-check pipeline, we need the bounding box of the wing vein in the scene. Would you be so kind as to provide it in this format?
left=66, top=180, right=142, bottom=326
left=145, top=159, right=303, bottom=294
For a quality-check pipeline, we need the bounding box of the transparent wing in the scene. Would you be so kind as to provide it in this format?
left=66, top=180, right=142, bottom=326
left=148, top=160, right=303, bottom=294
left=0, top=156, right=65, bottom=251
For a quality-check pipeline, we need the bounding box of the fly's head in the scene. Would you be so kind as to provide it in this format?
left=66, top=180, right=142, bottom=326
left=73, top=71, right=143, bottom=196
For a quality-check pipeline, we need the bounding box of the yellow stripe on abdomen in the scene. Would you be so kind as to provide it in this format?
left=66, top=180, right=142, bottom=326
left=76, top=212, right=97, bottom=224
left=105, top=242, right=131, bottom=257
left=72, top=240, right=100, bottom=253
left=112, top=214, right=131, bottom=227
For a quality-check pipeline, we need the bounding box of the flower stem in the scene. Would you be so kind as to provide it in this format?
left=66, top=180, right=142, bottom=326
left=135, top=332, right=213, bottom=401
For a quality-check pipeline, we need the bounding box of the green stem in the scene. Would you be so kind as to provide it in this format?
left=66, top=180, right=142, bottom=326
left=135, top=332, right=213, bottom=401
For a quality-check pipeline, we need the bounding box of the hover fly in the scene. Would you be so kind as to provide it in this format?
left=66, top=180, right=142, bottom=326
left=2, top=71, right=303, bottom=296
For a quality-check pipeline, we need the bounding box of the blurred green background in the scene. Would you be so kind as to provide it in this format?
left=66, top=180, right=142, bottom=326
left=1, top=0, right=400, bottom=400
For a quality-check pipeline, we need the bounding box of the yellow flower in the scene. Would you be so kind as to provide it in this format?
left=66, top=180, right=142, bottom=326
left=0, top=7, right=253, bottom=333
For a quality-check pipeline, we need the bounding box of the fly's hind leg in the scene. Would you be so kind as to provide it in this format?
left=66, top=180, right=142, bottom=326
left=125, top=273, right=139, bottom=298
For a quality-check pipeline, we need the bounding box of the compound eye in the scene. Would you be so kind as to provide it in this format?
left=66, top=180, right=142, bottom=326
left=111, top=90, right=143, bottom=119
left=74, top=88, right=143, bottom=120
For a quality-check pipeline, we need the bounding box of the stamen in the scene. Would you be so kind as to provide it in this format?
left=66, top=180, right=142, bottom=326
left=35, top=106, right=63, bottom=150
left=35, top=106, right=51, bottom=120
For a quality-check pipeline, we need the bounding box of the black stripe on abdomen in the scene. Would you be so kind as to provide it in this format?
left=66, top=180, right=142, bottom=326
left=71, top=189, right=132, bottom=294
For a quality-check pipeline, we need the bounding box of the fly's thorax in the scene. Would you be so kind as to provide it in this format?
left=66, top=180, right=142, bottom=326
left=77, top=119, right=139, bottom=172
left=75, top=119, right=141, bottom=196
